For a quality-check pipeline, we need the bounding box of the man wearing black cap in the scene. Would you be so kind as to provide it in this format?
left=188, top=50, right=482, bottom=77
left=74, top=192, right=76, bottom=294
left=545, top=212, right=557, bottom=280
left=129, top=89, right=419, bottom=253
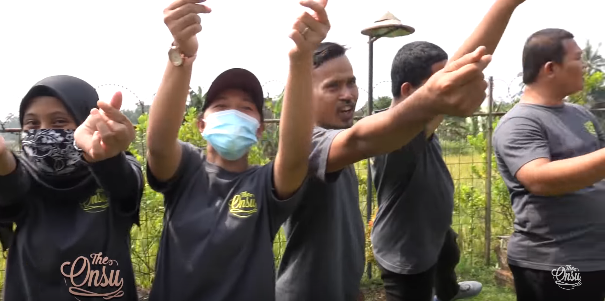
left=144, top=0, right=330, bottom=300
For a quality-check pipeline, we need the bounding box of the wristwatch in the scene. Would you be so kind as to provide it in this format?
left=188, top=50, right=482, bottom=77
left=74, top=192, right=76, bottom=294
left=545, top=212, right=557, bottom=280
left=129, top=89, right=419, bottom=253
left=168, top=43, right=192, bottom=67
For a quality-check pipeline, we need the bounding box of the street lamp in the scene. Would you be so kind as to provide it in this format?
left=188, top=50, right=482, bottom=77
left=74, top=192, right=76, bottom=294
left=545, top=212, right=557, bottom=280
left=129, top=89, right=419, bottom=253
left=360, top=12, right=414, bottom=279
left=360, top=12, right=415, bottom=114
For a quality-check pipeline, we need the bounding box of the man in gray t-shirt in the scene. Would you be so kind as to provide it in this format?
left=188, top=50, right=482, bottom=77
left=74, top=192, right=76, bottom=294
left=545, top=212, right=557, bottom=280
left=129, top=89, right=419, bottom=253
left=370, top=1, right=525, bottom=300
left=276, top=40, right=494, bottom=300
left=493, top=28, right=605, bottom=301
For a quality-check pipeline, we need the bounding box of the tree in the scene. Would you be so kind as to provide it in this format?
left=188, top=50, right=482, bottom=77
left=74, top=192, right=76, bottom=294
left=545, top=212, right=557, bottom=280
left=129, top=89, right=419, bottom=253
left=583, top=41, right=605, bottom=74
left=188, top=86, right=206, bottom=112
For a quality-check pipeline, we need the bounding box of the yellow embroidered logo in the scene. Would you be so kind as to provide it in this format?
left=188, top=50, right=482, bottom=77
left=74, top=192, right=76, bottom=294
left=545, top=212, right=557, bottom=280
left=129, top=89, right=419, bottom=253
left=61, top=252, right=124, bottom=300
left=584, top=121, right=597, bottom=136
left=80, top=189, right=109, bottom=213
left=228, top=191, right=258, bottom=218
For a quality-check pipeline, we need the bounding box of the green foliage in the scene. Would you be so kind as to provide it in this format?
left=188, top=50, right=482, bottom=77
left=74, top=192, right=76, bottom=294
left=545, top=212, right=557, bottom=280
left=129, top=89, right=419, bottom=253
left=188, top=86, right=206, bottom=113
left=568, top=71, right=605, bottom=105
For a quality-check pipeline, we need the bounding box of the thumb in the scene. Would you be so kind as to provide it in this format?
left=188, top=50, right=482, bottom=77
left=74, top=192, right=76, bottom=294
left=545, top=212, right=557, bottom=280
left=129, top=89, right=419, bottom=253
left=444, top=46, right=487, bottom=73
left=109, top=92, right=122, bottom=110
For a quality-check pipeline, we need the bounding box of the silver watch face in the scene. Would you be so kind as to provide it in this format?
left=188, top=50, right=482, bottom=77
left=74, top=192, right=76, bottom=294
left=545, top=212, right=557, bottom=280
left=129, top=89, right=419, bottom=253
left=168, top=48, right=183, bottom=67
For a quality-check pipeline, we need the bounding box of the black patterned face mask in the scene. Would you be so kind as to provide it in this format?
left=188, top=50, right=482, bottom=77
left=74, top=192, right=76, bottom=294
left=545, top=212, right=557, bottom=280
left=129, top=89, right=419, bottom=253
left=21, top=129, right=86, bottom=176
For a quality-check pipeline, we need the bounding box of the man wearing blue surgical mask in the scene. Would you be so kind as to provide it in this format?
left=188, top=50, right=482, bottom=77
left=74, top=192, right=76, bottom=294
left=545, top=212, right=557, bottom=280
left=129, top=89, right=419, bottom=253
left=144, top=0, right=330, bottom=300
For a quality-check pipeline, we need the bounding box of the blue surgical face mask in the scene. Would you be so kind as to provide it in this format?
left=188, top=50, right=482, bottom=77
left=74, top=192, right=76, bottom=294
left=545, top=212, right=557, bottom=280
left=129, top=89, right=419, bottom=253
left=201, top=109, right=260, bottom=161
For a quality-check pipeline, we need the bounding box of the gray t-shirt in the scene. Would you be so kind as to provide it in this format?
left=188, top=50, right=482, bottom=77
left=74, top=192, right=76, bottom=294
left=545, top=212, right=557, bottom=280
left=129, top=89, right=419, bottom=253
left=276, top=127, right=365, bottom=301
left=371, top=130, right=454, bottom=274
left=493, top=103, right=605, bottom=272
left=147, top=141, right=305, bottom=301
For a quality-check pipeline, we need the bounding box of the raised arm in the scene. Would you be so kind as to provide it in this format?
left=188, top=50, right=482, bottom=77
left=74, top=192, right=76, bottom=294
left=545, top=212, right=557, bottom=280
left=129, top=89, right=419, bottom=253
left=273, top=0, right=330, bottom=199
left=325, top=49, right=492, bottom=173
left=74, top=92, right=142, bottom=215
left=146, top=0, right=209, bottom=182
left=426, top=0, right=526, bottom=135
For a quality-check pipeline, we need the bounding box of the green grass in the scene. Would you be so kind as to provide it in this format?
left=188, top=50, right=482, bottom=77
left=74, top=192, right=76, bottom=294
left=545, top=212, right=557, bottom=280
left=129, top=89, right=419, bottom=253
left=360, top=258, right=516, bottom=301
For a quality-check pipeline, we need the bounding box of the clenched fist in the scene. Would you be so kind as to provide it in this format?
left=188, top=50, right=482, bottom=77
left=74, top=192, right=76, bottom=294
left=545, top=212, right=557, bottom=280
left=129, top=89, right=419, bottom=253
left=163, top=0, right=212, bottom=57
left=423, top=46, right=492, bottom=117
left=289, top=0, right=330, bottom=61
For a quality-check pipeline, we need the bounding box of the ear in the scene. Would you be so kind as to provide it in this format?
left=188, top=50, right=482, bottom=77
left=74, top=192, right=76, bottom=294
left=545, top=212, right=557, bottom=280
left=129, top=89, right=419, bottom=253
left=256, top=123, right=265, bottom=140
left=399, top=82, right=413, bottom=98
left=544, top=62, right=556, bottom=77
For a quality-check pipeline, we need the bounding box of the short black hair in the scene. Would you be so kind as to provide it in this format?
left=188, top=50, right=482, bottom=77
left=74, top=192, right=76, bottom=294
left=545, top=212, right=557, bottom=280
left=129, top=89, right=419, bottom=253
left=313, top=42, right=347, bottom=69
left=391, top=41, right=448, bottom=99
left=522, top=28, right=575, bottom=85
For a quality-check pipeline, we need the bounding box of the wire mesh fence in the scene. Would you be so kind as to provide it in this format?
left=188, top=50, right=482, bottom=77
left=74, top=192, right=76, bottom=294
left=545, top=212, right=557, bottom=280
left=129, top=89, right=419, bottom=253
left=2, top=76, right=602, bottom=296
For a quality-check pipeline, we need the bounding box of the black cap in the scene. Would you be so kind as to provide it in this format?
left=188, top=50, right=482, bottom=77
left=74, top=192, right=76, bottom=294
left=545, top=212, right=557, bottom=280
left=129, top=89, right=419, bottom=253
left=203, top=68, right=264, bottom=121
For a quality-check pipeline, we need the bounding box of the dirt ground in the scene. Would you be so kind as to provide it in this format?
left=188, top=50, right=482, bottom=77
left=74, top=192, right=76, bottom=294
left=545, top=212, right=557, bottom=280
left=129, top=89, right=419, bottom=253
left=137, top=286, right=386, bottom=300
left=360, top=286, right=386, bottom=301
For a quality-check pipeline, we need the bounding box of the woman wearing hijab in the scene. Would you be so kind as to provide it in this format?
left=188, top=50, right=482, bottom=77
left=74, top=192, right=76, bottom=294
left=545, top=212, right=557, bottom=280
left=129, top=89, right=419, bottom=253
left=0, top=75, right=143, bottom=301
left=143, top=0, right=330, bottom=300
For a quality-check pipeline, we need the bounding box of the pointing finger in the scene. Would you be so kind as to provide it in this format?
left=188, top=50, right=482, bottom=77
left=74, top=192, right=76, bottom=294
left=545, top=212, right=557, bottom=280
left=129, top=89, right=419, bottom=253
left=97, top=101, right=130, bottom=125
left=109, top=92, right=122, bottom=110
left=444, top=46, right=487, bottom=73
left=447, top=55, right=492, bottom=86
left=166, top=0, right=206, bottom=11
left=298, top=12, right=327, bottom=34
left=300, top=0, right=329, bottom=24
left=165, top=3, right=211, bottom=23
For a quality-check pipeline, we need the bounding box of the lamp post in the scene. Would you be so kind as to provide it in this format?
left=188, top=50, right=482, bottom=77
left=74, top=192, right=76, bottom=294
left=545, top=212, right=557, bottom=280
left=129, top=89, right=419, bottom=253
left=360, top=12, right=414, bottom=279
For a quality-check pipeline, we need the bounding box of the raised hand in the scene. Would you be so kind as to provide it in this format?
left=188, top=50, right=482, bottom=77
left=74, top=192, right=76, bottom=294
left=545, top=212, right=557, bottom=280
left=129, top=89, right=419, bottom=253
left=288, top=0, right=330, bottom=60
left=423, top=46, right=492, bottom=117
left=75, top=92, right=135, bottom=163
left=163, top=0, right=211, bottom=57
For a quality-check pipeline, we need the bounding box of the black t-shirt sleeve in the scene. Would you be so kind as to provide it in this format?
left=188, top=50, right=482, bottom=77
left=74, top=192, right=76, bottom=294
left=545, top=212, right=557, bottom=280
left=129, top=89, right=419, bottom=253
left=0, top=153, right=30, bottom=222
left=262, top=161, right=309, bottom=238
left=309, top=127, right=345, bottom=183
left=146, top=141, right=202, bottom=203
left=493, top=117, right=550, bottom=177
left=89, top=152, right=143, bottom=224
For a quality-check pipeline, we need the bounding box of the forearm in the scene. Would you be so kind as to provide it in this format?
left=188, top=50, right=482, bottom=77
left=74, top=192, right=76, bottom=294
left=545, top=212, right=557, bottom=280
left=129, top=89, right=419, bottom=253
left=89, top=153, right=142, bottom=200
left=450, top=0, right=518, bottom=62
left=426, top=0, right=518, bottom=136
left=0, top=153, right=30, bottom=205
left=274, top=58, right=314, bottom=198
left=530, top=149, right=605, bottom=195
left=351, top=87, right=437, bottom=157
left=147, top=61, right=193, bottom=157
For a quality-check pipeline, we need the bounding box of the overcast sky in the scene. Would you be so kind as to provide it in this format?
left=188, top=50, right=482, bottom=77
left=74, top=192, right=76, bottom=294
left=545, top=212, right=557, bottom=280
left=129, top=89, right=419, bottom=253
left=1, top=0, right=603, bottom=117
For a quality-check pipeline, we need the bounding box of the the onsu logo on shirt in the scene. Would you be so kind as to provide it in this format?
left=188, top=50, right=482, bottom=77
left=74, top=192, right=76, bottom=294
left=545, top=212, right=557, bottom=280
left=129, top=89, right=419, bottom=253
left=80, top=189, right=109, bottom=213
left=228, top=191, right=258, bottom=218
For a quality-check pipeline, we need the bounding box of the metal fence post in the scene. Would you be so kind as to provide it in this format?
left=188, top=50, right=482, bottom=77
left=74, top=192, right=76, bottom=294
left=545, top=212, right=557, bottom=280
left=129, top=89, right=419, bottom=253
left=365, top=36, right=374, bottom=279
left=484, top=76, right=494, bottom=266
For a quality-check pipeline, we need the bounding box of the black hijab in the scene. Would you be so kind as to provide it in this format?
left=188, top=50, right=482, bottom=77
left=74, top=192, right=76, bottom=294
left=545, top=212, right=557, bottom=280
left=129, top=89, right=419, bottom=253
left=0, top=75, right=100, bottom=252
